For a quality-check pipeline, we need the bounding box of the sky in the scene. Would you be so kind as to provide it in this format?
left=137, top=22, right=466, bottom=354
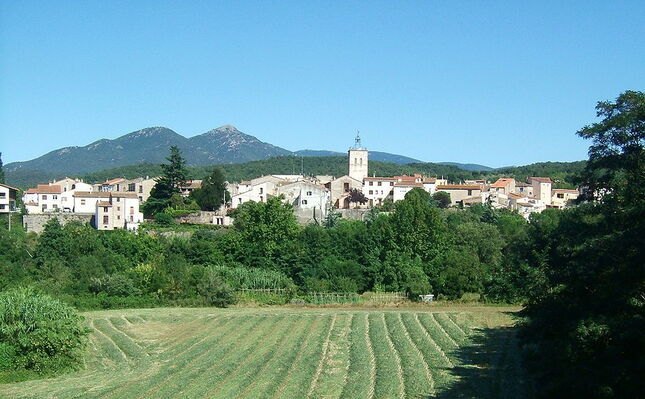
left=1, top=1, right=643, bottom=168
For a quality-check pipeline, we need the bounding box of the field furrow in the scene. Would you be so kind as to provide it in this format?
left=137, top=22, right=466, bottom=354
left=97, top=315, right=248, bottom=399
left=310, top=313, right=352, bottom=399
left=369, top=313, right=404, bottom=399
left=267, top=316, right=325, bottom=399
left=236, top=315, right=315, bottom=398
left=340, top=313, right=374, bottom=399
left=0, top=307, right=529, bottom=399
left=274, top=315, right=335, bottom=399
left=132, top=315, right=273, bottom=398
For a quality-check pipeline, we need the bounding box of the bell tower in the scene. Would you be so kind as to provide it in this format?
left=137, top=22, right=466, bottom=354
left=348, top=131, right=368, bottom=181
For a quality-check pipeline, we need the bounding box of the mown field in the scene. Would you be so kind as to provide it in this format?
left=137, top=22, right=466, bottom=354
left=0, top=306, right=531, bottom=399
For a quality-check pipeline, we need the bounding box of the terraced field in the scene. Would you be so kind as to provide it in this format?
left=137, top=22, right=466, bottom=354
left=0, top=307, right=531, bottom=399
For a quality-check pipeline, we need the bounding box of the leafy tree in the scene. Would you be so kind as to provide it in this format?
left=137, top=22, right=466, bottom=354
left=432, top=191, right=451, bottom=208
left=520, top=91, right=645, bottom=398
left=143, top=146, right=188, bottom=216
left=190, top=168, right=230, bottom=211
left=232, top=196, right=300, bottom=268
left=347, top=188, right=368, bottom=206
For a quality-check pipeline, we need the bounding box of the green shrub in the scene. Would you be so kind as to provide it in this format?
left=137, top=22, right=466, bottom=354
left=0, top=287, right=90, bottom=377
left=197, top=269, right=236, bottom=307
left=154, top=212, right=175, bottom=226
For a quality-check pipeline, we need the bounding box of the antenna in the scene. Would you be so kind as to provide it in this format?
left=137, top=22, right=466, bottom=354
left=353, top=130, right=363, bottom=149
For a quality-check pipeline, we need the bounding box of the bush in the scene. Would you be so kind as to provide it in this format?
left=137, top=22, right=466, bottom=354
left=0, top=287, right=89, bottom=377
left=154, top=212, right=175, bottom=226
left=197, top=268, right=236, bottom=307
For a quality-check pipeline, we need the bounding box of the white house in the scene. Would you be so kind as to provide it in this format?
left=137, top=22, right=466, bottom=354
left=392, top=182, right=424, bottom=202
left=277, top=180, right=330, bottom=219
left=23, top=184, right=63, bottom=213
left=363, top=177, right=396, bottom=206
left=0, top=183, right=19, bottom=214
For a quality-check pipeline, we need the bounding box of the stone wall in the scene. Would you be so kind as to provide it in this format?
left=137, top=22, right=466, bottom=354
left=23, top=213, right=94, bottom=234
left=174, top=211, right=219, bottom=224
left=338, top=208, right=370, bottom=221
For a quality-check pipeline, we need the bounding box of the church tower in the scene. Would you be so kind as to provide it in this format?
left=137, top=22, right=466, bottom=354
left=348, top=131, right=368, bottom=181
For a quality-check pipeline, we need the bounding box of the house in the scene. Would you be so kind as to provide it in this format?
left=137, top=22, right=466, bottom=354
left=277, top=180, right=330, bottom=221
left=529, top=177, right=552, bottom=205
left=0, top=183, right=19, bottom=214
left=551, top=189, right=579, bottom=209
left=514, top=181, right=533, bottom=197
left=423, top=177, right=448, bottom=195
left=93, top=192, right=143, bottom=230
left=436, top=184, right=483, bottom=206
left=326, top=175, right=363, bottom=209
left=123, top=177, right=157, bottom=202
left=180, top=180, right=202, bottom=197
left=97, top=178, right=127, bottom=192
left=363, top=177, right=396, bottom=206
left=23, top=184, right=63, bottom=213
left=490, top=178, right=516, bottom=195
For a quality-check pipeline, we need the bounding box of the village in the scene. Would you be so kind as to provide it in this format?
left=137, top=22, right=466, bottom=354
left=0, top=135, right=580, bottom=233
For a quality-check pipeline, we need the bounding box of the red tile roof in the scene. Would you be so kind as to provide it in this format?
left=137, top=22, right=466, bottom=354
left=28, top=184, right=63, bottom=194
left=530, top=177, right=552, bottom=183
left=491, top=178, right=514, bottom=188
left=0, top=183, right=20, bottom=191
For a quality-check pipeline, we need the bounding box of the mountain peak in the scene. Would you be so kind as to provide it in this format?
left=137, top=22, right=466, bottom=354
left=213, top=125, right=240, bottom=133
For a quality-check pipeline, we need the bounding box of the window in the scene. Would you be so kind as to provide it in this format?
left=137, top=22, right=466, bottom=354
left=42, top=204, right=47, bottom=211
left=129, top=216, right=134, bottom=222
left=53, top=195, right=58, bottom=199
left=306, top=191, right=312, bottom=196
left=260, top=196, right=263, bottom=202
left=369, top=181, right=373, bottom=186
left=238, top=198, right=242, bottom=204
left=104, top=207, right=108, bottom=212
left=130, top=207, right=134, bottom=214
left=139, top=186, right=143, bottom=193
left=302, top=200, right=308, bottom=205
left=369, top=190, right=373, bottom=195
left=557, top=193, right=564, bottom=198
left=81, top=199, right=86, bottom=205
left=53, top=204, right=58, bottom=209
left=103, top=215, right=108, bottom=224
left=390, top=182, right=394, bottom=186
left=259, top=187, right=264, bottom=194
left=344, top=183, right=350, bottom=192
left=117, top=215, right=121, bottom=220
left=139, top=196, right=142, bottom=201
left=128, top=183, right=135, bottom=192
left=116, top=197, right=120, bottom=202
left=0, top=192, right=5, bottom=198
left=468, top=190, right=472, bottom=196
left=72, top=184, right=76, bottom=190
left=117, top=206, right=121, bottom=211
left=377, top=182, right=382, bottom=186
left=0, top=204, right=4, bottom=210
left=42, top=195, right=47, bottom=200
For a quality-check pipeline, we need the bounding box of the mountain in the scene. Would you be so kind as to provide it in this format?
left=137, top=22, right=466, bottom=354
left=439, top=162, right=494, bottom=171
left=294, top=150, right=422, bottom=165
left=5, top=125, right=291, bottom=177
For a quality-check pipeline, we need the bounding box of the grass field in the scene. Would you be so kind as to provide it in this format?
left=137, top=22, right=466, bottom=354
left=0, top=306, right=532, bottom=399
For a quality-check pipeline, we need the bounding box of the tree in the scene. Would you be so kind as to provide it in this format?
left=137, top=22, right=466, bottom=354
left=190, top=168, right=230, bottom=211
left=577, top=90, right=644, bottom=204
left=347, top=188, right=368, bottom=206
left=143, top=146, right=188, bottom=216
left=0, top=152, right=5, bottom=184
left=431, top=191, right=451, bottom=208
left=520, top=91, right=645, bottom=398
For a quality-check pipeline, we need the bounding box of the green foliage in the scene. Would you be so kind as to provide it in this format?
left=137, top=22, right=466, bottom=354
left=197, top=268, right=236, bottom=307
left=520, top=90, right=645, bottom=398
left=143, top=146, right=189, bottom=216
left=432, top=191, right=452, bottom=208
left=190, top=168, right=230, bottom=211
left=153, top=212, right=175, bottom=226
left=0, top=287, right=89, bottom=378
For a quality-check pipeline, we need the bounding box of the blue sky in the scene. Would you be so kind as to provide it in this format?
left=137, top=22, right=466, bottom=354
left=1, top=1, right=643, bottom=167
